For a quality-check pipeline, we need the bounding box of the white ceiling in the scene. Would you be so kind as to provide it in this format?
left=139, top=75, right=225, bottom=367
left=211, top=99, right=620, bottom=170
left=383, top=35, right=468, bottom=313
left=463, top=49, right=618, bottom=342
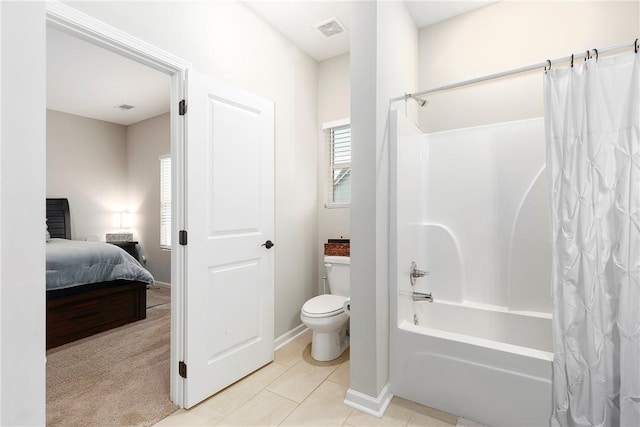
left=47, top=1, right=494, bottom=125
left=244, top=1, right=496, bottom=61
left=47, top=26, right=171, bottom=126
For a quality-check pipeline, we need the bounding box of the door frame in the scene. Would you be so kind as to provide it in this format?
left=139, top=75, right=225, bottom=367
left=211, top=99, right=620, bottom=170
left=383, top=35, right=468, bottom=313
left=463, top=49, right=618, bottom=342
left=46, top=1, right=190, bottom=406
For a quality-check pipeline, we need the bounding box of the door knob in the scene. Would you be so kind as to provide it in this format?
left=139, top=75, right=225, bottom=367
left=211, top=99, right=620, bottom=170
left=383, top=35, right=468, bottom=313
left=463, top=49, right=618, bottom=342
left=261, top=240, right=274, bottom=249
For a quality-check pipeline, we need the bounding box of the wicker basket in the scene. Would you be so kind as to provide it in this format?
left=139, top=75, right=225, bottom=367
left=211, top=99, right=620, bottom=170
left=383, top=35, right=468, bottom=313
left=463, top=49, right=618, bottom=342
left=324, top=243, right=350, bottom=256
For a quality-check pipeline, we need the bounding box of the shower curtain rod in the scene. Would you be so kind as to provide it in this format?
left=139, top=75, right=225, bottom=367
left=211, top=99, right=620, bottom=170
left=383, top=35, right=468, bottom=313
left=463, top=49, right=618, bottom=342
left=390, top=38, right=639, bottom=103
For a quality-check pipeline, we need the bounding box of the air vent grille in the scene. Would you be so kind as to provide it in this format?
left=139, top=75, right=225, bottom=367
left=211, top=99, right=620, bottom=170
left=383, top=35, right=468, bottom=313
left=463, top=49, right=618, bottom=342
left=314, top=18, right=345, bottom=38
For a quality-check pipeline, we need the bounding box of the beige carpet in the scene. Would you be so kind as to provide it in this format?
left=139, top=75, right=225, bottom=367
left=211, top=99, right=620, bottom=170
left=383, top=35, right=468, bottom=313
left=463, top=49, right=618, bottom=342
left=47, top=287, right=178, bottom=427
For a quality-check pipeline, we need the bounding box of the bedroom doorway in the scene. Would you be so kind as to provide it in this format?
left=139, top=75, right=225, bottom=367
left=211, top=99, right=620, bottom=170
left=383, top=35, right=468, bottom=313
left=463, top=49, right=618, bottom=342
left=45, top=22, right=178, bottom=427
left=45, top=0, right=189, bottom=410
left=45, top=1, right=276, bottom=413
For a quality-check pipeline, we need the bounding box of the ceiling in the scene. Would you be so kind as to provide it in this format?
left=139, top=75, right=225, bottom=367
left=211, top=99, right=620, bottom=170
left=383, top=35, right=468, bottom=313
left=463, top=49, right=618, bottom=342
left=47, top=26, right=171, bottom=126
left=243, top=1, right=496, bottom=61
left=47, top=1, right=495, bottom=125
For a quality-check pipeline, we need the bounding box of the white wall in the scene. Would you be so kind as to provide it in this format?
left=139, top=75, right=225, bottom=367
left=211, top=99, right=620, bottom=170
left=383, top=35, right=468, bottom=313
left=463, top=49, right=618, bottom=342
left=348, top=0, right=418, bottom=409
left=66, top=0, right=319, bottom=338
left=47, top=110, right=128, bottom=240
left=0, top=2, right=46, bottom=425
left=418, top=1, right=639, bottom=133
left=317, top=52, right=350, bottom=291
left=127, top=113, right=171, bottom=285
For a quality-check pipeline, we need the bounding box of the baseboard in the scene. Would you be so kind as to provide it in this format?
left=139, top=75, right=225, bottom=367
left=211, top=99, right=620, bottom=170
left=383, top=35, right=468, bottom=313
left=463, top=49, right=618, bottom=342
left=153, top=281, right=171, bottom=288
left=344, top=383, right=393, bottom=418
left=274, top=324, right=309, bottom=351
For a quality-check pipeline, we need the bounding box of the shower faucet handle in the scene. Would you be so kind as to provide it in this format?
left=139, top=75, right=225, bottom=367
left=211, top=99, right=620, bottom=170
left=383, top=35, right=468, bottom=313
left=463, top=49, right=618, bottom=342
left=411, top=269, right=429, bottom=278
left=410, top=261, right=429, bottom=286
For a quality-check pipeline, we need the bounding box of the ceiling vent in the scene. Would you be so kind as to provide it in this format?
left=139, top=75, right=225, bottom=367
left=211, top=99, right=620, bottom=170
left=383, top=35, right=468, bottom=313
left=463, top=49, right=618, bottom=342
left=313, top=17, right=346, bottom=38
left=115, top=104, right=135, bottom=111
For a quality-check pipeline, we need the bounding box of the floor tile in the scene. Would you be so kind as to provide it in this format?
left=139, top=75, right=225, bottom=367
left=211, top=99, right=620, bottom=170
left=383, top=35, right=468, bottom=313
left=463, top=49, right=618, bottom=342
left=279, top=381, right=353, bottom=426
left=217, top=390, right=297, bottom=426
left=344, top=396, right=416, bottom=427
left=154, top=408, right=224, bottom=426
left=407, top=411, right=457, bottom=427
left=153, top=329, right=463, bottom=427
left=266, top=357, right=337, bottom=403
left=412, top=403, right=459, bottom=425
left=327, top=360, right=350, bottom=387
left=200, top=361, right=288, bottom=415
left=274, top=330, right=312, bottom=367
left=302, top=343, right=350, bottom=367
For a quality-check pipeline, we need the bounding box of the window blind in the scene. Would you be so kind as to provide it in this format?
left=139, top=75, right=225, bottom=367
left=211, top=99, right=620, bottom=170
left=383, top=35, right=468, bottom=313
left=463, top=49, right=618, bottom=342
left=325, top=122, right=351, bottom=207
left=160, top=155, right=171, bottom=249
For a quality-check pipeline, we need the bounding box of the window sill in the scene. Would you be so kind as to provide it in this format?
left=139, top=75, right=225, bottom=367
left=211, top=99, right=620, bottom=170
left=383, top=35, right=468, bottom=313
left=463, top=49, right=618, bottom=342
left=325, top=202, right=350, bottom=209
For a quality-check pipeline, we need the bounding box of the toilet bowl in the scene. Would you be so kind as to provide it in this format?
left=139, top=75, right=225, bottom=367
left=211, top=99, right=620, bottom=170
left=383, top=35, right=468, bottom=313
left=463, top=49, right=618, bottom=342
left=301, top=294, right=350, bottom=361
left=300, top=256, right=350, bottom=362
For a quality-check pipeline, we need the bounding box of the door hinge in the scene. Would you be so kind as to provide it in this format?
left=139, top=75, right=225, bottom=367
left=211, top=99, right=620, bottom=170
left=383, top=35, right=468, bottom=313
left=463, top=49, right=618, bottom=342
left=179, top=230, right=188, bottom=246
left=179, top=361, right=187, bottom=378
left=179, top=99, right=187, bottom=116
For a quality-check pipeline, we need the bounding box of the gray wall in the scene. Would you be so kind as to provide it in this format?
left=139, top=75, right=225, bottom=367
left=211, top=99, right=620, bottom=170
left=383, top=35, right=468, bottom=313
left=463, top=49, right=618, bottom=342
left=47, top=110, right=172, bottom=284
left=46, top=109, right=128, bottom=241
left=127, top=113, right=171, bottom=285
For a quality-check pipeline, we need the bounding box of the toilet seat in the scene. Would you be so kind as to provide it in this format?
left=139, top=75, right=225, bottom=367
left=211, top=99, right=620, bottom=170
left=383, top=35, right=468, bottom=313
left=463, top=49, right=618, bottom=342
left=301, top=294, right=348, bottom=318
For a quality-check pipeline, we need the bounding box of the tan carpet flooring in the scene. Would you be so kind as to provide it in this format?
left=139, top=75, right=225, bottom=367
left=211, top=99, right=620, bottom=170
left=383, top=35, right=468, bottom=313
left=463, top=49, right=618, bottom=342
left=47, top=287, right=177, bottom=427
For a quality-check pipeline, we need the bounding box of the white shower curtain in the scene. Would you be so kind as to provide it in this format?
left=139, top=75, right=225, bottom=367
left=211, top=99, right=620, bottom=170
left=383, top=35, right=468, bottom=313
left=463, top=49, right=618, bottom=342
left=545, top=51, right=640, bottom=426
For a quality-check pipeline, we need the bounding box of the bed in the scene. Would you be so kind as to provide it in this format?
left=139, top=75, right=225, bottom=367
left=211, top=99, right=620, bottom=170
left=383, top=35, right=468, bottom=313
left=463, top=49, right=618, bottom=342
left=46, top=198, right=154, bottom=349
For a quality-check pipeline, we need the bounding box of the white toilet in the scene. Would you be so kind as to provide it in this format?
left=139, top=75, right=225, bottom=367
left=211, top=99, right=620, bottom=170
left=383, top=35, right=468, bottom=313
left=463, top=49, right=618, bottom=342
left=300, top=255, right=350, bottom=362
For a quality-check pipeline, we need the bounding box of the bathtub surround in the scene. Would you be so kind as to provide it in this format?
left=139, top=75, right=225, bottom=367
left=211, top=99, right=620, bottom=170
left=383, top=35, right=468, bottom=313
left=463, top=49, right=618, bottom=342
left=390, top=111, right=553, bottom=426
left=546, top=52, right=640, bottom=426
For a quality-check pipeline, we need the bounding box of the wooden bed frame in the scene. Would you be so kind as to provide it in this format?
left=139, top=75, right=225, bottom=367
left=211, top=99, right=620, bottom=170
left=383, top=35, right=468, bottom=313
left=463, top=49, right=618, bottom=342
left=46, top=198, right=148, bottom=349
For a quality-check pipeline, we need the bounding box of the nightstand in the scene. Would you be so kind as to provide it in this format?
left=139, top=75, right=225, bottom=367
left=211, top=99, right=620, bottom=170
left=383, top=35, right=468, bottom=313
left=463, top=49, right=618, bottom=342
left=108, top=241, right=139, bottom=261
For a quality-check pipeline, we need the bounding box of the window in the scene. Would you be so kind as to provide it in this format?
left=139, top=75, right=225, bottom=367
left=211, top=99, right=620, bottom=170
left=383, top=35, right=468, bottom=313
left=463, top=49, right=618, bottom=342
left=160, top=155, right=171, bottom=249
left=324, top=119, right=351, bottom=208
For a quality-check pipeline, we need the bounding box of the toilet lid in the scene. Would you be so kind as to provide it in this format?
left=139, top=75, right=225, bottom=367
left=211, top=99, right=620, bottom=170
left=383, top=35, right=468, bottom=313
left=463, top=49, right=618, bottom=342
left=302, top=294, right=348, bottom=318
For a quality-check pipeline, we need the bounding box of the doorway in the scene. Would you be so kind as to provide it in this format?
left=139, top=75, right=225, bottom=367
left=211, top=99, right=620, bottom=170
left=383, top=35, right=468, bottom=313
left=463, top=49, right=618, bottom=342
left=46, top=1, right=189, bottom=407
left=45, top=1, right=277, bottom=413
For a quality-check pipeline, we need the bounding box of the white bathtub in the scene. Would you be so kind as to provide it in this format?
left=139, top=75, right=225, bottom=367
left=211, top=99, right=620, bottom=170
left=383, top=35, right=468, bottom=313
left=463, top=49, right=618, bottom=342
left=391, top=299, right=553, bottom=427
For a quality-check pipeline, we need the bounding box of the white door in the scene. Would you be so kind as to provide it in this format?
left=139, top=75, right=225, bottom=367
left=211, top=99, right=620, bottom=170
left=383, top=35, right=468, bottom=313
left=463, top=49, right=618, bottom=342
left=183, top=70, right=275, bottom=408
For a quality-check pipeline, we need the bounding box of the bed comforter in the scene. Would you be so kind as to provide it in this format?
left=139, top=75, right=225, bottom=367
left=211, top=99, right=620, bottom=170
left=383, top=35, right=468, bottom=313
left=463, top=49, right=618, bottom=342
left=46, top=238, right=154, bottom=291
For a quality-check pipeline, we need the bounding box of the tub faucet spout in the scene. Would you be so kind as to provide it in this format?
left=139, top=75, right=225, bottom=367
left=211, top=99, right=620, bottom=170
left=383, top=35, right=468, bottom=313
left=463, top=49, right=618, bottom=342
left=412, top=292, right=433, bottom=302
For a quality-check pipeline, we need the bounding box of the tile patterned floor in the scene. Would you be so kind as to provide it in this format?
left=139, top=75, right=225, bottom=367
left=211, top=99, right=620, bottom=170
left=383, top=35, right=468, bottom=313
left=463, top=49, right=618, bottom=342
left=155, top=331, right=459, bottom=426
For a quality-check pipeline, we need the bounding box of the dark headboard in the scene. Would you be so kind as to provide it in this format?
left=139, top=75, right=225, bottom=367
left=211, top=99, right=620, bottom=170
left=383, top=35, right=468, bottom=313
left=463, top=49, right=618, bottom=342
left=46, top=198, right=71, bottom=239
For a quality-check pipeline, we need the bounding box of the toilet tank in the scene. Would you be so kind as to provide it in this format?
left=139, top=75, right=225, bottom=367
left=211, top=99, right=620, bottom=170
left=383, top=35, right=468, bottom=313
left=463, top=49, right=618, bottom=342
left=324, top=256, right=350, bottom=297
